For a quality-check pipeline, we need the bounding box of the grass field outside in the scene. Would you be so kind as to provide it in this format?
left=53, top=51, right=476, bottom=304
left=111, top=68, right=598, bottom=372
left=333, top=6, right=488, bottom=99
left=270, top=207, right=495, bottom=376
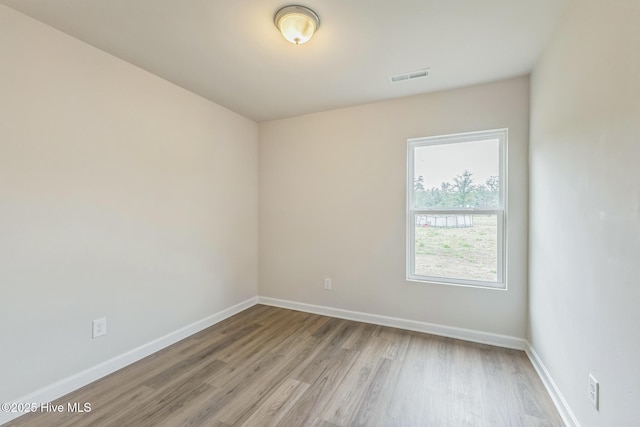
left=414, top=214, right=497, bottom=282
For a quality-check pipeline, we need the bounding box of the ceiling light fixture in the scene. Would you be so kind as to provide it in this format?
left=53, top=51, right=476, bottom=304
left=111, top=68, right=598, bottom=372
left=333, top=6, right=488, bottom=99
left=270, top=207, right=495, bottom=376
left=274, top=5, right=320, bottom=45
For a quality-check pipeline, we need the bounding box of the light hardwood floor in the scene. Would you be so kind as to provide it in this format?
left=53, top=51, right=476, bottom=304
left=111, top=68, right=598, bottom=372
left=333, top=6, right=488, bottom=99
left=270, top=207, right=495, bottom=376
left=7, top=305, right=564, bottom=426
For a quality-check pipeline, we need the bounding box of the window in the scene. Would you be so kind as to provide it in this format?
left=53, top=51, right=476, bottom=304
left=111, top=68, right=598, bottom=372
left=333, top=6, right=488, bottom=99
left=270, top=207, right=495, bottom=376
left=407, top=129, right=507, bottom=289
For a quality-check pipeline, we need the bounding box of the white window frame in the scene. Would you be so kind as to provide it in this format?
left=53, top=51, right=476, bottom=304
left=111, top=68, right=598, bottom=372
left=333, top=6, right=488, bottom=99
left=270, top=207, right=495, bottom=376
left=406, top=129, right=507, bottom=290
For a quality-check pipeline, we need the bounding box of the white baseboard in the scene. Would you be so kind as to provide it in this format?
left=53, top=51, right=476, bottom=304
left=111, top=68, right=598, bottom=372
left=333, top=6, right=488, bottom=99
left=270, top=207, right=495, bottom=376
left=257, top=296, right=527, bottom=350
left=525, top=343, right=580, bottom=427
left=0, top=297, right=258, bottom=426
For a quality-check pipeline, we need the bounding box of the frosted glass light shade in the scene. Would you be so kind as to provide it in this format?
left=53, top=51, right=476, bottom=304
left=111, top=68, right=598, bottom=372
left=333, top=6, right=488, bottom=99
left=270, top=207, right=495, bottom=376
left=274, top=5, right=320, bottom=45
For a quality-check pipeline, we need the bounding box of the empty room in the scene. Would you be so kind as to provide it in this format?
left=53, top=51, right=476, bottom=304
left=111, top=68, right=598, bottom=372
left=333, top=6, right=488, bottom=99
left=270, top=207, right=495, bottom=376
left=1, top=0, right=638, bottom=426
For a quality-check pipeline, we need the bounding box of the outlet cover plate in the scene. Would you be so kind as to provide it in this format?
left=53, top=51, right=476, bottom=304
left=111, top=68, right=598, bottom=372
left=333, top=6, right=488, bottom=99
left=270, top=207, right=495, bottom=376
left=92, top=317, right=107, bottom=339
left=588, top=373, right=599, bottom=410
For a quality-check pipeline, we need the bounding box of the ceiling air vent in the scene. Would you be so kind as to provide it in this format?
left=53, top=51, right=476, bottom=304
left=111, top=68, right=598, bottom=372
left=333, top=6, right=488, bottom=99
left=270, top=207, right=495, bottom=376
left=389, top=68, right=430, bottom=83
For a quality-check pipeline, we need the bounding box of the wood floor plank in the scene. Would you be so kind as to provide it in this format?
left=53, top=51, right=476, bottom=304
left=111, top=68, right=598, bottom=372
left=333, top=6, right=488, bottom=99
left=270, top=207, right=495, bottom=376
left=276, top=349, right=360, bottom=427
left=320, top=335, right=389, bottom=425
left=103, top=356, right=226, bottom=427
left=61, top=385, right=156, bottom=427
left=212, top=310, right=308, bottom=362
left=215, top=309, right=310, bottom=364
left=347, top=357, right=392, bottom=426
left=6, top=305, right=564, bottom=427
left=212, top=347, right=306, bottom=424
left=295, top=319, right=358, bottom=385
left=201, top=304, right=270, bottom=337
left=148, top=384, right=223, bottom=427
left=350, top=330, right=412, bottom=427
left=386, top=333, right=444, bottom=426
left=239, top=378, right=309, bottom=427
left=205, top=320, right=320, bottom=391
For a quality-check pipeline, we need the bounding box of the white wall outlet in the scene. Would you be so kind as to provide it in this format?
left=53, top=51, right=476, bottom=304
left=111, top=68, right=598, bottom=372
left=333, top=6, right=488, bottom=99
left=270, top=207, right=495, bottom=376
left=588, top=373, right=599, bottom=410
left=324, top=278, right=332, bottom=290
left=92, top=317, right=107, bottom=339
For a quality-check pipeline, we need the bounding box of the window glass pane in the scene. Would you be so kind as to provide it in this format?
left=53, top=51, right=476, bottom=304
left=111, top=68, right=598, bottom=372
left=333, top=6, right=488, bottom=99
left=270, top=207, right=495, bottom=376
left=414, top=214, right=497, bottom=282
left=413, top=139, right=500, bottom=209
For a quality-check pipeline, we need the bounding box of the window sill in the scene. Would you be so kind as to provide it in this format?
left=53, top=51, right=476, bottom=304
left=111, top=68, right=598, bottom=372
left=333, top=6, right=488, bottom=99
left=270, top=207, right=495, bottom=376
left=406, top=276, right=507, bottom=291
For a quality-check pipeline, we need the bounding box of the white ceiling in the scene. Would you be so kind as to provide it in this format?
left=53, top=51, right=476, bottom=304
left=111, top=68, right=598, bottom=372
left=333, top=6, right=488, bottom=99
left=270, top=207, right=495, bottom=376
left=1, top=0, right=568, bottom=122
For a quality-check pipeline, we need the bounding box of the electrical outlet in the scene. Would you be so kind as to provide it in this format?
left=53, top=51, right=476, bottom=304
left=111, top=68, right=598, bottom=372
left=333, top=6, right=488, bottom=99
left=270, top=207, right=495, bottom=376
left=324, top=278, right=332, bottom=290
left=92, top=317, right=107, bottom=339
left=588, top=373, right=599, bottom=410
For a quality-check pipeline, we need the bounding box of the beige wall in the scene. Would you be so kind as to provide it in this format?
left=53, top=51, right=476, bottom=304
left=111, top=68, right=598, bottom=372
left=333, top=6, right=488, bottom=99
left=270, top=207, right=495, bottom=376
left=529, top=0, right=640, bottom=424
left=259, top=77, right=530, bottom=337
left=0, top=5, right=257, bottom=402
